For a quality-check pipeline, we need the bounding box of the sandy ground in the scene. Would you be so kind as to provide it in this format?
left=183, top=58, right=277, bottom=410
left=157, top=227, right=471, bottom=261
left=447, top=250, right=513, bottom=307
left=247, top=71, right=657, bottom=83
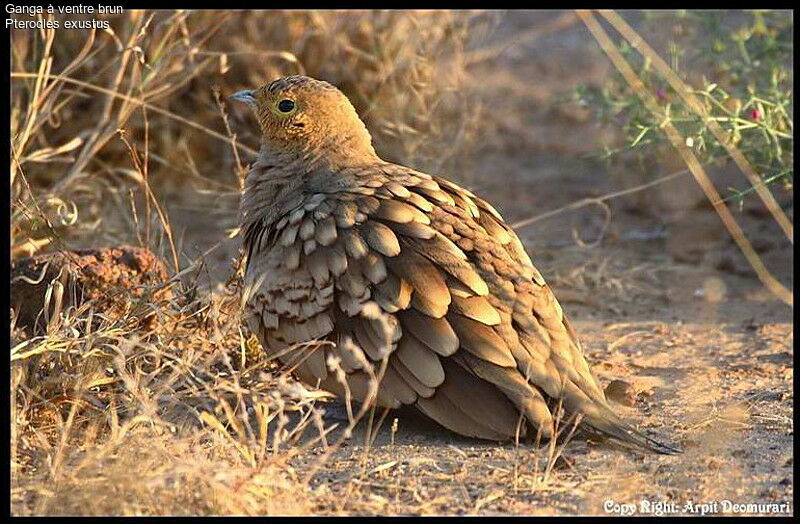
left=127, top=11, right=794, bottom=516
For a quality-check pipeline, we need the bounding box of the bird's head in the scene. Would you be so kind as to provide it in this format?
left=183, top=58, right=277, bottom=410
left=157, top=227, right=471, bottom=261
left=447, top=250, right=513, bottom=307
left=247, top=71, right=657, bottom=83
left=232, top=75, right=377, bottom=165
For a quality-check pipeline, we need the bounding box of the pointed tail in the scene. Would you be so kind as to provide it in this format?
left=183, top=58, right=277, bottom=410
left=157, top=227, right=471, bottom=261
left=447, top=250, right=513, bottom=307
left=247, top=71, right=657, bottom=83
left=584, top=406, right=682, bottom=455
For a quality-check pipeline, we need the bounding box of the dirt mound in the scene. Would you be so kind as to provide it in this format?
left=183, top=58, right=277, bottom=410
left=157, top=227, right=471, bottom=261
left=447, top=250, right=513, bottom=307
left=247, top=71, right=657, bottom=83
left=11, top=246, right=171, bottom=333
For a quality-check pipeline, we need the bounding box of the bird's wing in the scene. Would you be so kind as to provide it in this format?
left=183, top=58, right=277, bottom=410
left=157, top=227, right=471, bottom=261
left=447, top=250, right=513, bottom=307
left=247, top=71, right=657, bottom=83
left=243, top=162, right=616, bottom=441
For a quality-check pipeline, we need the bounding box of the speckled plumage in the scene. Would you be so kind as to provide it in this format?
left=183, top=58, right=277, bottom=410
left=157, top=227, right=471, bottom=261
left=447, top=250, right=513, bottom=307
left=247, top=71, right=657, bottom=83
left=234, top=75, right=678, bottom=453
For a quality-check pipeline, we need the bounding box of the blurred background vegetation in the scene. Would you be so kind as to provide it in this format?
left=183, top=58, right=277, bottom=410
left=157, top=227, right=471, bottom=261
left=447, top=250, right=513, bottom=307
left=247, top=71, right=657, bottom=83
left=574, top=10, right=792, bottom=208
left=11, top=11, right=500, bottom=267
left=11, top=10, right=793, bottom=271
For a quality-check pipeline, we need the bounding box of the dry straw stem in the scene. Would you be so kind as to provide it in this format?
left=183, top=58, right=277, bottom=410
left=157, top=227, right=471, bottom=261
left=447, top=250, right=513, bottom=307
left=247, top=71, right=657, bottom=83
left=599, top=10, right=793, bottom=245
left=118, top=129, right=180, bottom=272
left=577, top=10, right=793, bottom=308
left=511, top=166, right=692, bottom=230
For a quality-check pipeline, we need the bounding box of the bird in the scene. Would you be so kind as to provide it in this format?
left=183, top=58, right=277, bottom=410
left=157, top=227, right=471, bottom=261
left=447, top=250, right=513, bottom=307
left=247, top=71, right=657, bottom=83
left=232, top=75, right=679, bottom=454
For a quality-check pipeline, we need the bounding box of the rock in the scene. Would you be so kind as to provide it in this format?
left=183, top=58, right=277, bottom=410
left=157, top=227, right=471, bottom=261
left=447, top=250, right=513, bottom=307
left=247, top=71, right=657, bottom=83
left=11, top=245, right=171, bottom=333
left=604, top=379, right=637, bottom=407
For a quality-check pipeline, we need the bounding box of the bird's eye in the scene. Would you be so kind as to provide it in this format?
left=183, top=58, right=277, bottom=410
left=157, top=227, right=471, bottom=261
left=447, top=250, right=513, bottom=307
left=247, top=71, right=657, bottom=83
left=277, top=99, right=295, bottom=113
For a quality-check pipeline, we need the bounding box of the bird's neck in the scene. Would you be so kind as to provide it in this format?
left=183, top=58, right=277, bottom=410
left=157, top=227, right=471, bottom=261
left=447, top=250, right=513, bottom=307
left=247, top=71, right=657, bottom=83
left=260, top=129, right=379, bottom=170
left=240, top=143, right=381, bottom=236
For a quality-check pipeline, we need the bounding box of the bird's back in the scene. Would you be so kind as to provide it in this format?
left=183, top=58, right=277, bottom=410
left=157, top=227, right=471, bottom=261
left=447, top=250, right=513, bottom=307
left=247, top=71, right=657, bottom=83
left=241, top=157, right=676, bottom=453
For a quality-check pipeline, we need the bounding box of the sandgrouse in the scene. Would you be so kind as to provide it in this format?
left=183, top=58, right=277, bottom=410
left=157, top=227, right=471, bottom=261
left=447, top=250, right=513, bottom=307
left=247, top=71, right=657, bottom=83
left=233, top=75, right=677, bottom=454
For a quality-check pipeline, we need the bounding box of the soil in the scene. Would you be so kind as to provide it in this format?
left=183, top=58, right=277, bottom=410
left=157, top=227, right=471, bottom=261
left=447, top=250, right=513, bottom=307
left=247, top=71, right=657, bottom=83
left=11, top=246, right=171, bottom=333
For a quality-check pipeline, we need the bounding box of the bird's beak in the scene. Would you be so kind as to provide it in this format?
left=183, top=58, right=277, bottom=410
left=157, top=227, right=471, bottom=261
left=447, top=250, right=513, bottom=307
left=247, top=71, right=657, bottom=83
left=231, top=89, right=257, bottom=106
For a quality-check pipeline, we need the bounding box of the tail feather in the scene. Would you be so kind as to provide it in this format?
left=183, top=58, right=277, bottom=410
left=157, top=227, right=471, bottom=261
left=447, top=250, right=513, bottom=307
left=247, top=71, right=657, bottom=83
left=583, top=406, right=682, bottom=455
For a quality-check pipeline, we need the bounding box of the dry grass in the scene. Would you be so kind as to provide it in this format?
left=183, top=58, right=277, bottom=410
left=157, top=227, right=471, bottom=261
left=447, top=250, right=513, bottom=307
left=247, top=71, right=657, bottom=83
left=12, top=272, right=315, bottom=515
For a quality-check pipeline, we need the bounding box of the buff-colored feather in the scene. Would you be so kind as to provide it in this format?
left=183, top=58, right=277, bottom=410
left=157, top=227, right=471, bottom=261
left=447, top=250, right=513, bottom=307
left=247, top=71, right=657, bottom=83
left=235, top=75, right=679, bottom=455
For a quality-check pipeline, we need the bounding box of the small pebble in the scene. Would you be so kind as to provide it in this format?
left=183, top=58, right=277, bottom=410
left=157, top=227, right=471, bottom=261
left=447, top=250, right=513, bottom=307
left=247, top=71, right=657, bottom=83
left=605, top=379, right=637, bottom=407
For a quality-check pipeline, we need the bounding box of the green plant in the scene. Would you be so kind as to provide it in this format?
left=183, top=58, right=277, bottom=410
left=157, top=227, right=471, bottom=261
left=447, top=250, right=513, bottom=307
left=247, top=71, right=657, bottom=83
left=573, top=10, right=792, bottom=209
